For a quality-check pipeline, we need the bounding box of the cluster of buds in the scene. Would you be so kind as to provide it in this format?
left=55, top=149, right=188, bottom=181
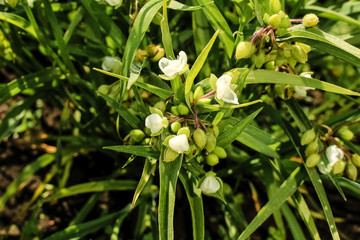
left=235, top=0, right=318, bottom=71
left=136, top=44, right=165, bottom=62
left=300, top=126, right=359, bottom=181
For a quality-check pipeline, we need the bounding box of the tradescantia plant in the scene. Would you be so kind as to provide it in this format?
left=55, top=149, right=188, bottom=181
left=1, top=0, right=360, bottom=239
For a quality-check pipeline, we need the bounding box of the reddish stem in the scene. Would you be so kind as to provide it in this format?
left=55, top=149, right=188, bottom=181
left=290, top=19, right=303, bottom=23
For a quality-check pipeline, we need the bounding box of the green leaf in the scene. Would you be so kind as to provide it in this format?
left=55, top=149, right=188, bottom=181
left=232, top=68, right=360, bottom=96
left=0, top=154, right=55, bottom=211
left=217, top=107, right=263, bottom=148
left=168, top=1, right=208, bottom=11
left=253, top=0, right=271, bottom=26
left=132, top=158, right=157, bottom=208
left=179, top=169, right=204, bottom=240
left=104, top=145, right=160, bottom=159
left=44, top=180, right=136, bottom=202
left=237, top=167, right=306, bottom=240
left=185, top=30, right=219, bottom=97
left=158, top=153, right=183, bottom=240
left=195, top=0, right=235, bottom=58
left=280, top=25, right=360, bottom=69
left=0, top=11, right=36, bottom=38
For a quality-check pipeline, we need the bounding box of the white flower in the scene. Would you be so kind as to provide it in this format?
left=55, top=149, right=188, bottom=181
left=105, top=0, right=121, bottom=6
left=216, top=75, right=239, bottom=104
left=294, top=86, right=315, bottom=97
left=158, top=51, right=187, bottom=78
left=318, top=145, right=344, bottom=174
left=28, top=0, right=35, bottom=7
left=145, top=113, right=163, bottom=134
left=200, top=175, right=220, bottom=194
left=168, top=134, right=189, bottom=153
left=102, top=56, right=117, bottom=71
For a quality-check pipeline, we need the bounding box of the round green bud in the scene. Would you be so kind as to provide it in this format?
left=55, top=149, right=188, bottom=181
left=146, top=44, right=159, bottom=57
left=171, top=122, right=182, bottom=133
left=352, top=154, right=360, bottom=167
left=196, top=98, right=212, bottom=105
left=205, top=132, right=217, bottom=153
left=301, top=128, right=316, bottom=146
left=178, top=127, right=190, bottom=137
left=306, top=153, right=321, bottom=168
left=206, top=153, right=219, bottom=166
left=141, top=138, right=151, bottom=145
left=305, top=140, right=318, bottom=156
left=269, top=14, right=282, bottom=28
left=194, top=86, right=205, bottom=100
left=302, top=14, right=319, bottom=28
left=194, top=128, right=207, bottom=150
left=346, top=162, right=358, bottom=181
left=154, top=101, right=166, bottom=112
left=280, top=15, right=291, bottom=29
left=235, top=41, right=255, bottom=60
left=130, top=129, right=146, bottom=143
left=270, top=0, right=281, bottom=14
left=332, top=160, right=346, bottom=175
left=177, top=103, right=190, bottom=115
left=265, top=61, right=276, bottom=70
left=150, top=48, right=164, bottom=62
left=164, top=148, right=180, bottom=162
left=338, top=127, right=354, bottom=141
left=196, top=155, right=204, bottom=164
left=171, top=106, right=179, bottom=116
left=213, top=146, right=227, bottom=159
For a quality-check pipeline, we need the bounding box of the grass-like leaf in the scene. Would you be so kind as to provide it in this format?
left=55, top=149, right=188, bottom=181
left=104, top=145, right=160, bottom=159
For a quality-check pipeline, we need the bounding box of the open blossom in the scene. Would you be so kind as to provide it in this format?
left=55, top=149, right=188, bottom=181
left=168, top=134, right=189, bottom=153
left=145, top=113, right=163, bottom=134
left=200, top=175, right=220, bottom=194
left=318, top=145, right=344, bottom=174
left=216, top=75, right=239, bottom=104
left=295, top=73, right=315, bottom=97
left=159, top=51, right=187, bottom=78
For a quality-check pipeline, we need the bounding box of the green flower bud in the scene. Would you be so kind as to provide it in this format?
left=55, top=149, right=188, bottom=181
left=252, top=51, right=266, bottom=68
left=293, top=45, right=307, bottom=64
left=150, top=48, right=165, bottom=62
left=213, top=146, right=227, bottom=159
left=332, top=160, right=346, bottom=175
left=178, top=127, right=190, bottom=137
left=212, top=125, right=220, bottom=137
left=206, top=153, right=219, bottom=166
left=275, top=55, right=287, bottom=66
left=171, top=122, right=182, bottom=133
left=265, top=61, right=276, bottom=70
left=194, top=86, right=205, bottom=100
left=288, top=57, right=297, bottom=68
left=297, top=43, right=311, bottom=54
left=164, top=148, right=180, bottom=162
left=263, top=13, right=270, bottom=25
left=141, top=138, right=151, bottom=145
left=280, top=15, right=291, bottom=29
left=135, top=49, right=148, bottom=62
left=352, top=154, right=360, bottom=167
left=305, top=140, right=318, bottom=156
left=205, top=132, right=217, bottom=152
left=196, top=155, right=204, bottom=164
left=130, top=129, right=146, bottom=143
left=177, top=103, right=190, bottom=115
left=171, top=106, right=179, bottom=116
left=194, top=128, right=207, bottom=150
left=338, top=127, right=354, bottom=140
left=269, top=14, right=282, bottom=28
left=5, top=0, right=18, bottom=7
left=301, top=128, right=316, bottom=146
left=346, top=162, right=358, bottom=181
left=270, top=0, right=281, bottom=14
left=302, top=14, right=319, bottom=28
left=306, top=153, right=321, bottom=168
left=235, top=41, right=255, bottom=60
left=154, top=101, right=166, bottom=112
left=196, top=98, right=212, bottom=105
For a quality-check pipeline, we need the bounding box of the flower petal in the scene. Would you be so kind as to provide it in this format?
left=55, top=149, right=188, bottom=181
left=169, top=134, right=189, bottom=153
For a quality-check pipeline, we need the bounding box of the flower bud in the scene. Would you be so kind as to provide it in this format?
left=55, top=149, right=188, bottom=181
left=196, top=155, right=204, bottom=164
left=275, top=55, right=287, bottom=67
left=235, top=41, right=255, bottom=60
left=146, top=44, right=159, bottom=57
left=302, top=14, right=319, bottom=28
left=205, top=132, right=217, bottom=153
left=130, top=129, right=145, bottom=143
left=293, top=45, right=307, bottom=64
left=169, top=134, right=189, bottom=153
left=209, top=125, right=220, bottom=137
left=338, top=127, right=354, bottom=140
left=301, top=128, right=316, bottom=146
left=269, top=14, right=282, bottom=28
left=106, top=0, right=121, bottom=6
left=200, top=174, right=220, bottom=194
left=305, top=141, right=318, bottom=156
left=142, top=138, right=151, bottom=145
left=164, top=148, right=180, bottom=162
left=270, top=0, right=281, bottom=14
left=352, top=154, right=360, bottom=167
left=306, top=153, right=321, bottom=168
left=280, top=15, right=291, bottom=28
left=213, top=146, right=227, bottom=159
left=194, top=128, right=207, bottom=150
left=154, top=101, right=166, bottom=112
left=178, top=127, right=190, bottom=137
left=171, top=106, right=179, bottom=116
left=6, top=0, right=18, bottom=7
left=263, top=13, right=270, bottom=25
left=346, top=162, right=358, bottom=181
left=171, top=122, right=182, bottom=133
left=206, top=153, right=219, bottom=166
left=135, top=49, right=148, bottom=62
left=332, top=160, right=346, bottom=175
left=196, top=98, right=212, bottom=105
left=265, top=61, right=276, bottom=70
left=194, top=86, right=205, bottom=100
left=252, top=51, right=266, bottom=68
left=177, top=103, right=190, bottom=115
left=150, top=48, right=165, bottom=62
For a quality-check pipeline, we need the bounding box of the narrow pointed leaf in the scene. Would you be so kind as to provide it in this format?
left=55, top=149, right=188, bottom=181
left=104, top=145, right=160, bottom=159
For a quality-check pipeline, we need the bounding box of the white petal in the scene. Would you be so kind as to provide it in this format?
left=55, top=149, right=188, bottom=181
left=295, top=86, right=315, bottom=97
left=325, top=145, right=344, bottom=166
left=169, top=134, right=189, bottom=153
left=158, top=51, right=188, bottom=77
left=216, top=75, right=239, bottom=104
left=178, top=51, right=187, bottom=68
left=145, top=113, right=163, bottom=134
left=106, top=0, right=121, bottom=6
left=102, top=56, right=117, bottom=71
left=200, top=176, right=220, bottom=194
